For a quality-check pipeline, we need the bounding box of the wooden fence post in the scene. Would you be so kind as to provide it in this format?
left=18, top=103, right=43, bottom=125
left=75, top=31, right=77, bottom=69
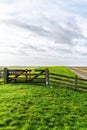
left=75, top=75, right=78, bottom=90
left=26, top=69, right=28, bottom=82
left=4, top=68, right=8, bottom=84
left=45, top=68, right=49, bottom=87
left=29, top=70, right=31, bottom=82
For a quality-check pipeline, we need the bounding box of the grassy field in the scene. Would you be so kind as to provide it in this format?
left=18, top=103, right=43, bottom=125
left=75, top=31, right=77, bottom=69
left=37, top=66, right=75, bottom=76
left=0, top=66, right=87, bottom=130
left=0, top=84, right=87, bottom=130
left=48, top=66, right=75, bottom=76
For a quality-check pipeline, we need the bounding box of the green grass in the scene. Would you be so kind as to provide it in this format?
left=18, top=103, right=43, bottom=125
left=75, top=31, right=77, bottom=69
left=0, top=84, right=87, bottom=130
left=48, top=66, right=75, bottom=76
left=38, top=66, right=75, bottom=76
left=0, top=66, right=87, bottom=130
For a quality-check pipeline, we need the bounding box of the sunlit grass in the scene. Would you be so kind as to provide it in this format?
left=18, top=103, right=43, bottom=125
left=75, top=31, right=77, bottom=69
left=37, top=66, right=75, bottom=76
left=0, top=84, right=87, bottom=130
left=0, top=66, right=87, bottom=130
left=48, top=66, right=75, bottom=76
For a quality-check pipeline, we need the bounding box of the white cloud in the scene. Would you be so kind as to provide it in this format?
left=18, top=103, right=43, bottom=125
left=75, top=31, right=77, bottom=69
left=0, top=0, right=87, bottom=65
left=0, top=3, right=11, bottom=20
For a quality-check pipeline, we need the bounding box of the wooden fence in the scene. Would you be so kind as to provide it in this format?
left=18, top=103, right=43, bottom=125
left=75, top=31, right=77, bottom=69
left=3, top=68, right=49, bottom=87
left=50, top=73, right=87, bottom=91
left=0, top=68, right=87, bottom=91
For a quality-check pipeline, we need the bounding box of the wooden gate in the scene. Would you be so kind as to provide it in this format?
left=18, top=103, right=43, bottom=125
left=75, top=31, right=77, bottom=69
left=3, top=68, right=49, bottom=86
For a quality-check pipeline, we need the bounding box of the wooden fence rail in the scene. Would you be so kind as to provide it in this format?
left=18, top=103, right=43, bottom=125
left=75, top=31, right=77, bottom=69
left=0, top=68, right=87, bottom=91
left=49, top=73, right=87, bottom=91
left=2, top=68, right=49, bottom=87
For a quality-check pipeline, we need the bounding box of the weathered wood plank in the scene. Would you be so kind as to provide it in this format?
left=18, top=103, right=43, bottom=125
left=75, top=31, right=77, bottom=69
left=45, top=68, right=49, bottom=87
left=4, top=68, right=8, bottom=84
left=50, top=73, right=75, bottom=79
left=50, top=76, right=74, bottom=83
left=75, top=75, right=78, bottom=90
left=29, top=70, right=45, bottom=82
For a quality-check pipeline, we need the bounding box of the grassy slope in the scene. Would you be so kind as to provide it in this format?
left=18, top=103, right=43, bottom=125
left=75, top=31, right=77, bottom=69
left=38, top=66, right=75, bottom=76
left=0, top=84, right=87, bottom=130
left=48, top=66, right=75, bottom=76
left=0, top=66, right=87, bottom=130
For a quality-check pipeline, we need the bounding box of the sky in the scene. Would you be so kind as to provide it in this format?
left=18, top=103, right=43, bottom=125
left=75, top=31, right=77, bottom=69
left=0, top=0, right=87, bottom=66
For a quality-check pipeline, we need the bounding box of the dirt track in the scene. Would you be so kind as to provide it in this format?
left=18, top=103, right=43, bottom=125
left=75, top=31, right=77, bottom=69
left=68, top=67, right=87, bottom=80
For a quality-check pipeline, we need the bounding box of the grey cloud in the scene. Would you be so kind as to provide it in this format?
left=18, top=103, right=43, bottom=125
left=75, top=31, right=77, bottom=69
left=6, top=20, right=49, bottom=37
left=74, top=50, right=87, bottom=56
left=18, top=49, right=28, bottom=56
left=9, top=45, right=18, bottom=48
left=0, top=0, right=15, bottom=3
left=21, top=44, right=46, bottom=53
left=0, top=50, right=17, bottom=55
left=0, top=44, right=27, bottom=56
left=81, top=52, right=87, bottom=56
left=3, top=17, right=86, bottom=56
left=7, top=18, right=84, bottom=46
left=46, top=17, right=84, bottom=44
left=49, top=46, right=73, bottom=54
